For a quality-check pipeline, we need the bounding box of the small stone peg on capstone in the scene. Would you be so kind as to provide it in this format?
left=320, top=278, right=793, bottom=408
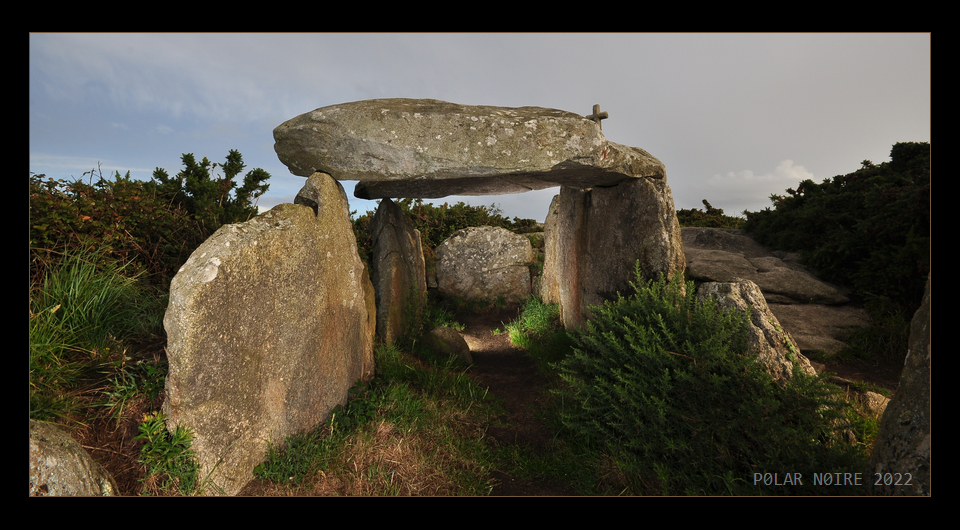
left=585, top=104, right=609, bottom=129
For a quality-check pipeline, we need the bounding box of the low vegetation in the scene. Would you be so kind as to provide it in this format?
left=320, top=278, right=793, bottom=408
left=552, top=268, right=867, bottom=495
left=29, top=247, right=166, bottom=423
left=251, top=342, right=500, bottom=495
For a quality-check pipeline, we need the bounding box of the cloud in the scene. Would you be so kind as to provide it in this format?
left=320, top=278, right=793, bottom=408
left=709, top=159, right=814, bottom=186
left=29, top=153, right=152, bottom=180
left=698, top=159, right=817, bottom=215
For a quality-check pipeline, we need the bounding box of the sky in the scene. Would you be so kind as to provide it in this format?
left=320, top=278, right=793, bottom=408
left=30, top=33, right=930, bottom=223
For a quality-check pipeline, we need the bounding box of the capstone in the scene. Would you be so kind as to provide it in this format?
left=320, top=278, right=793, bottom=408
left=273, top=98, right=665, bottom=199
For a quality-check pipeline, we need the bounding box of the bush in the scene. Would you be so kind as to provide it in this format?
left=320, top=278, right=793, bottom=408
left=555, top=264, right=865, bottom=495
left=742, top=142, right=929, bottom=317
left=677, top=199, right=745, bottom=229
left=30, top=151, right=271, bottom=288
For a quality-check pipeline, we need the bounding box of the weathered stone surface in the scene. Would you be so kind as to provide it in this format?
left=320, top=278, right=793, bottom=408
left=763, top=303, right=870, bottom=356
left=162, top=173, right=375, bottom=496
left=696, top=280, right=817, bottom=385
left=369, top=198, right=427, bottom=344
left=861, top=391, right=891, bottom=419
left=29, top=420, right=118, bottom=496
left=553, top=178, right=685, bottom=329
left=682, top=227, right=869, bottom=355
left=540, top=194, right=561, bottom=305
left=424, top=326, right=473, bottom=366
left=869, top=273, right=930, bottom=496
left=436, top=226, right=533, bottom=303
left=273, top=98, right=666, bottom=199
left=682, top=227, right=850, bottom=305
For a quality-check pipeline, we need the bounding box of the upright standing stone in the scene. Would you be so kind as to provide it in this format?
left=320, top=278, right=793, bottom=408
left=368, top=198, right=427, bottom=344
left=436, top=226, right=534, bottom=303
left=540, top=194, right=562, bottom=305
left=554, top=178, right=686, bottom=329
left=696, top=280, right=817, bottom=385
left=868, top=273, right=930, bottom=495
left=162, top=172, right=375, bottom=496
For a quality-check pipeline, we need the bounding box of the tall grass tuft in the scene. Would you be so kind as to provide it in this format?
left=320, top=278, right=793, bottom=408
left=29, top=247, right=165, bottom=421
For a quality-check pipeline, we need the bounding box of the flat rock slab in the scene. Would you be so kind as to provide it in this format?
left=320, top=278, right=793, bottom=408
left=767, top=303, right=871, bottom=355
left=682, top=227, right=850, bottom=304
left=681, top=227, right=870, bottom=356
left=273, top=98, right=665, bottom=198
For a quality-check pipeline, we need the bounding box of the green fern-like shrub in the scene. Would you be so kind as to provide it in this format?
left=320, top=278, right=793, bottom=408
left=555, top=265, right=866, bottom=495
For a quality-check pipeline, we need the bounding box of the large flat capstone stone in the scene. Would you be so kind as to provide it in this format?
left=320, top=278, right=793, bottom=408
left=273, top=98, right=666, bottom=199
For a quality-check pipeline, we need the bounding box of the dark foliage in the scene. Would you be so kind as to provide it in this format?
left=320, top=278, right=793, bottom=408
left=30, top=151, right=270, bottom=288
left=677, top=199, right=745, bottom=229
left=555, top=265, right=866, bottom=495
left=742, top=142, right=929, bottom=316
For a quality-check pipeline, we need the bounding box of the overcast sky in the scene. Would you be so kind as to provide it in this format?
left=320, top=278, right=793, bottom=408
left=30, top=33, right=930, bottom=223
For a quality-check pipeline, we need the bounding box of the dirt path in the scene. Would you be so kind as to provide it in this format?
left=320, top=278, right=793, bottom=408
left=455, top=307, right=580, bottom=496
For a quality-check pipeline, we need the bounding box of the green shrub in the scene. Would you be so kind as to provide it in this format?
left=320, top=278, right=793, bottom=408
left=30, top=150, right=271, bottom=288
left=555, top=264, right=865, bottom=495
left=30, top=170, right=194, bottom=288
left=135, top=412, right=202, bottom=495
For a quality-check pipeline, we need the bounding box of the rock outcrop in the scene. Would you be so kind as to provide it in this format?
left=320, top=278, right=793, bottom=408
left=162, top=172, right=375, bottom=496
left=368, top=198, right=426, bottom=344
left=29, top=420, right=118, bottom=496
left=696, top=280, right=817, bottom=385
left=549, top=178, right=686, bottom=329
left=683, top=227, right=849, bottom=305
left=868, top=273, right=930, bottom=495
left=273, top=98, right=666, bottom=199
left=436, top=226, right=533, bottom=303
left=682, top=227, right=869, bottom=355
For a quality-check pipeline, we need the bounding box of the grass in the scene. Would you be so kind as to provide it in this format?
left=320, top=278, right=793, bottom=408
left=29, top=247, right=200, bottom=495
left=29, top=248, right=166, bottom=423
left=252, top=343, right=501, bottom=495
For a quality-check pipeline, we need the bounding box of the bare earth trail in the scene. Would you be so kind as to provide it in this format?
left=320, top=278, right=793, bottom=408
left=455, top=307, right=580, bottom=496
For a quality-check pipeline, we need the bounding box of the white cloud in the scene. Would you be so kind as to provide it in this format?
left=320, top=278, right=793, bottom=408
left=29, top=153, right=152, bottom=180
left=709, top=159, right=814, bottom=186
left=697, top=159, right=818, bottom=215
